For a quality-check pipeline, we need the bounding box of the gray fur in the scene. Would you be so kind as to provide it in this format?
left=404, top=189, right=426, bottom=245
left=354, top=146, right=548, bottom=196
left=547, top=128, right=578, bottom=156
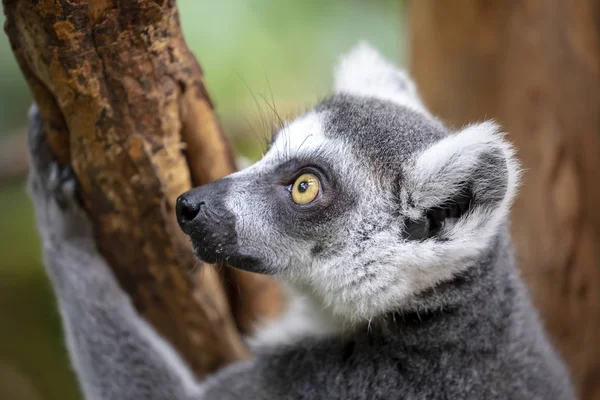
left=28, top=43, right=575, bottom=399
left=203, top=231, right=574, bottom=399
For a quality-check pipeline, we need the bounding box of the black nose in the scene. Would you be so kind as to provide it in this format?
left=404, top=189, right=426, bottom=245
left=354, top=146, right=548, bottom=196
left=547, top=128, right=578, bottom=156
left=176, top=194, right=202, bottom=231
left=176, top=179, right=232, bottom=236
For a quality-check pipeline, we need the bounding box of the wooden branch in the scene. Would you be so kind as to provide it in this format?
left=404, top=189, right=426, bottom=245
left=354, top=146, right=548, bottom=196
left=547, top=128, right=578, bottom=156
left=3, top=0, right=282, bottom=376
left=408, top=2, right=600, bottom=399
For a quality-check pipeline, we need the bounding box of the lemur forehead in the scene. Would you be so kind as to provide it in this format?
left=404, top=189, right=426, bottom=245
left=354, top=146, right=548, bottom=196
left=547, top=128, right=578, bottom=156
left=266, top=112, right=336, bottom=163
left=266, top=95, right=449, bottom=170
left=317, top=95, right=449, bottom=167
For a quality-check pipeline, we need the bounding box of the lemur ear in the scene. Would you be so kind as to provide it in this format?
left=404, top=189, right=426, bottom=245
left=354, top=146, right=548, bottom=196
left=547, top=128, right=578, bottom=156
left=400, top=121, right=521, bottom=239
left=333, top=41, right=428, bottom=114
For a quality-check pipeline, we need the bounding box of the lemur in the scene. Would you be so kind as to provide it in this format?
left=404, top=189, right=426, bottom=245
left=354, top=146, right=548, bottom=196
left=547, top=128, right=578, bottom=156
left=28, top=43, right=575, bottom=399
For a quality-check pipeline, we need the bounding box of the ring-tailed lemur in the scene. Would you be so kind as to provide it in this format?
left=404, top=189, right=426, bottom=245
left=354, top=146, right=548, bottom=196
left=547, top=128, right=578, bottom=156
left=28, top=43, right=575, bottom=399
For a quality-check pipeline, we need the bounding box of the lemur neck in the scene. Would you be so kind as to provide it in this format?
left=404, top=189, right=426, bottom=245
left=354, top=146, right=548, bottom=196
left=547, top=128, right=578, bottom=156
left=279, top=224, right=527, bottom=346
left=375, top=223, right=526, bottom=344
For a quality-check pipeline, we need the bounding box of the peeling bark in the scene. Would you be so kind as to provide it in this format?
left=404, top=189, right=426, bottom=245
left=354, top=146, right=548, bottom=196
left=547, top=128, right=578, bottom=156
left=408, top=2, right=600, bottom=398
left=3, top=0, right=282, bottom=376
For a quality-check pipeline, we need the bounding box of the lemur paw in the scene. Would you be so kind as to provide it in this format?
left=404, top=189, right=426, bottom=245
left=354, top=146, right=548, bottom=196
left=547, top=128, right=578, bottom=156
left=27, top=104, right=93, bottom=244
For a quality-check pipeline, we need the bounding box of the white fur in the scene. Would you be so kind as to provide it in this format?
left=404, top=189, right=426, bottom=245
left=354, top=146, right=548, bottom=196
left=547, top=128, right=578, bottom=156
left=231, top=50, right=522, bottom=326
left=248, top=283, right=345, bottom=350
left=290, top=122, right=522, bottom=321
left=225, top=112, right=332, bottom=218
left=403, top=121, right=521, bottom=218
left=235, top=155, right=255, bottom=170
left=265, top=112, right=329, bottom=163
left=307, top=207, right=512, bottom=321
left=323, top=121, right=522, bottom=320
left=334, top=42, right=429, bottom=115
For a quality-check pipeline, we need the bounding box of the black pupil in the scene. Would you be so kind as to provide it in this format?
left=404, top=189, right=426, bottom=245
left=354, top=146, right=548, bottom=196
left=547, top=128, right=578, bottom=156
left=298, top=181, right=308, bottom=193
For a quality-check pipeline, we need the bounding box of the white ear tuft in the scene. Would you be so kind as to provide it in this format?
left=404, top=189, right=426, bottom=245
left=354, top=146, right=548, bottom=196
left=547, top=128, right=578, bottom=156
left=334, top=42, right=402, bottom=93
left=333, top=41, right=428, bottom=114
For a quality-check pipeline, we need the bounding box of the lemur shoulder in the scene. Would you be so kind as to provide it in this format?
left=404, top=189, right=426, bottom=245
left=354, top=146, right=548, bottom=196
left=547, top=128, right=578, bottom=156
left=28, top=42, right=575, bottom=399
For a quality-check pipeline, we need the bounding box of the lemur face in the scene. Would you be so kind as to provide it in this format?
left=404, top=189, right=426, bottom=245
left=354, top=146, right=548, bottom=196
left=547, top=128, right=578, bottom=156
left=177, top=43, right=520, bottom=320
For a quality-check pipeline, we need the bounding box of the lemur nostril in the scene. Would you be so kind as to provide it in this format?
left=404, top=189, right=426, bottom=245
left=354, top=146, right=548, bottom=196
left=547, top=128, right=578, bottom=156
left=182, top=204, right=200, bottom=221
left=176, top=195, right=201, bottom=223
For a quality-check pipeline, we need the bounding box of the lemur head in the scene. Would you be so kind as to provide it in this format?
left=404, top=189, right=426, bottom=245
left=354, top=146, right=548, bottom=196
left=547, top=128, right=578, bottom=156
left=176, top=43, right=520, bottom=321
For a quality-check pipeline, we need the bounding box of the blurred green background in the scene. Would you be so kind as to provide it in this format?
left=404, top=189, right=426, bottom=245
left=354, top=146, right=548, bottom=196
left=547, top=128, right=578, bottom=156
left=0, top=1, right=403, bottom=398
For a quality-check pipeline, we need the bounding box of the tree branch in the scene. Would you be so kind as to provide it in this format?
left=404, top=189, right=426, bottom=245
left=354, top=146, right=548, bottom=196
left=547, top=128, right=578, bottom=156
left=3, top=0, right=282, bottom=376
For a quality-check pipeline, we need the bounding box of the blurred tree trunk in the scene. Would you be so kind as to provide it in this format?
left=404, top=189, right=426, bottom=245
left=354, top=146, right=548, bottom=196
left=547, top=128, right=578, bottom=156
left=3, top=0, right=282, bottom=377
left=408, top=1, right=600, bottom=399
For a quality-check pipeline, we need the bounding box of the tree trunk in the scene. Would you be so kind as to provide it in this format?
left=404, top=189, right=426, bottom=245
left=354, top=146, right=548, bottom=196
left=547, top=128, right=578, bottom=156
left=3, top=0, right=282, bottom=377
left=408, top=2, right=600, bottom=399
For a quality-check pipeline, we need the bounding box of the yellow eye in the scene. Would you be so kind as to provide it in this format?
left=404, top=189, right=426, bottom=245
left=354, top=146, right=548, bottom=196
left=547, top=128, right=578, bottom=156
left=291, top=173, right=320, bottom=205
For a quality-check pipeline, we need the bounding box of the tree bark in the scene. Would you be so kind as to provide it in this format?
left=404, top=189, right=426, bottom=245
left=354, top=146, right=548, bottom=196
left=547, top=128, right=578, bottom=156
left=408, top=2, right=600, bottom=399
left=3, top=0, right=282, bottom=377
